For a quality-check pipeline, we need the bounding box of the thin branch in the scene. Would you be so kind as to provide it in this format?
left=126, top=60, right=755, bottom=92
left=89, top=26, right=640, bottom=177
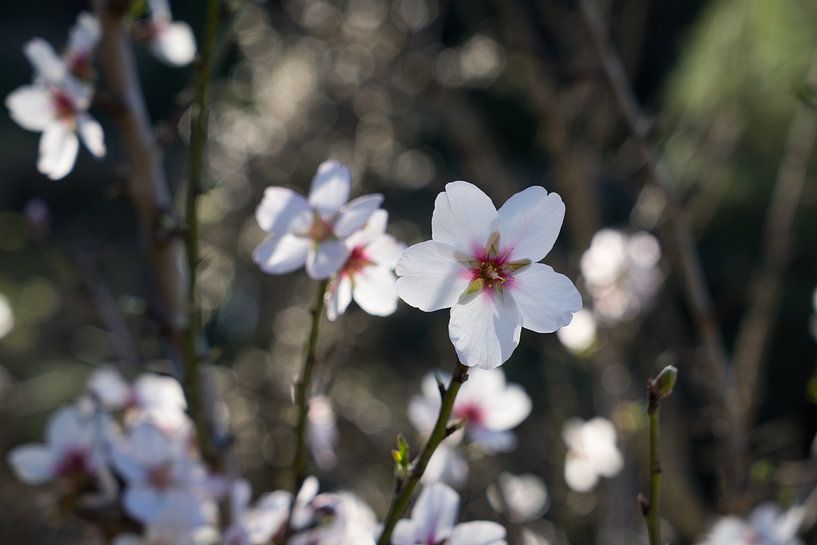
left=377, top=362, right=470, bottom=545
left=644, top=366, right=677, bottom=545
left=732, top=58, right=817, bottom=425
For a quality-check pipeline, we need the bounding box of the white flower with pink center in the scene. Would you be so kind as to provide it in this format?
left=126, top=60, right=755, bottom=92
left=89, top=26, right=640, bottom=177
left=393, top=483, right=507, bottom=545
left=253, top=160, right=383, bottom=280
left=146, top=0, right=197, bottom=66
left=698, top=503, right=804, bottom=545
left=409, top=368, right=531, bottom=453
left=325, top=209, right=405, bottom=321
left=7, top=405, right=109, bottom=484
left=562, top=417, right=623, bottom=492
left=396, top=181, right=581, bottom=368
left=5, top=36, right=105, bottom=180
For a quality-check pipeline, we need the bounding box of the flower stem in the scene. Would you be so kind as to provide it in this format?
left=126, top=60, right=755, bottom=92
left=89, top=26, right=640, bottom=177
left=646, top=405, right=662, bottom=545
left=377, top=361, right=470, bottom=545
left=182, top=0, right=220, bottom=464
left=291, top=279, right=330, bottom=492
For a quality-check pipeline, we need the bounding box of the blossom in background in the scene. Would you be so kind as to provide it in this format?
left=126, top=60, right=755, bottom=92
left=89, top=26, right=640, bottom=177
left=697, top=503, right=804, bottom=545
left=486, top=473, right=548, bottom=523
left=64, top=12, right=101, bottom=81
left=393, top=482, right=507, bottom=545
left=396, top=182, right=581, bottom=368
left=8, top=405, right=109, bottom=484
left=308, top=395, right=339, bottom=470
left=0, top=294, right=14, bottom=339
left=112, top=421, right=213, bottom=525
left=253, top=160, right=383, bottom=280
left=562, top=417, right=623, bottom=492
left=222, top=480, right=291, bottom=545
left=145, top=0, right=197, bottom=66
left=113, top=497, right=218, bottom=545
left=325, top=210, right=404, bottom=321
left=422, top=442, right=469, bottom=488
left=410, top=368, right=531, bottom=453
left=556, top=308, right=598, bottom=355
left=580, top=229, right=661, bottom=325
left=6, top=32, right=105, bottom=179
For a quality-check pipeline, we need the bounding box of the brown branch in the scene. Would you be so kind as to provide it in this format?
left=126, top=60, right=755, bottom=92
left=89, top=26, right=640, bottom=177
left=732, top=59, right=817, bottom=425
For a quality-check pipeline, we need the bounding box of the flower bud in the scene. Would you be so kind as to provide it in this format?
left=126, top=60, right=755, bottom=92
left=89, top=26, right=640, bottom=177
left=652, top=365, right=678, bottom=400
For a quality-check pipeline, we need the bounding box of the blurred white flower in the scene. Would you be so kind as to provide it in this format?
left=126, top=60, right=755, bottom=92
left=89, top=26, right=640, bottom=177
left=580, top=229, right=661, bottom=325
left=308, top=395, right=339, bottom=470
left=146, top=0, right=197, bottom=66
left=556, top=308, right=597, bottom=354
left=289, top=477, right=378, bottom=545
left=64, top=12, right=100, bottom=80
left=8, top=405, right=110, bottom=484
left=410, top=368, right=531, bottom=453
left=698, top=503, right=804, bottom=545
left=486, top=472, right=548, bottom=523
left=396, top=182, right=581, bottom=369
left=253, top=160, right=383, bottom=280
left=222, top=480, right=291, bottom=545
left=0, top=294, right=14, bottom=339
left=422, top=442, right=469, bottom=488
left=562, top=417, right=623, bottom=492
left=393, top=482, right=507, bottom=545
left=6, top=37, right=105, bottom=179
left=112, top=421, right=214, bottom=525
left=113, top=497, right=219, bottom=545
left=325, top=210, right=404, bottom=321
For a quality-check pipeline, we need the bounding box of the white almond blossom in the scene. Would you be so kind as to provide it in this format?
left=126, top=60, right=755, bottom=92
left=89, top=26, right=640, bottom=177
left=698, top=503, right=804, bottom=545
left=562, top=417, right=623, bottom=492
left=112, top=421, right=214, bottom=525
left=392, top=482, right=507, bottom=545
left=6, top=36, right=105, bottom=179
left=580, top=229, right=661, bottom=325
left=410, top=368, right=531, bottom=453
left=254, top=160, right=384, bottom=280
left=486, top=472, right=548, bottom=523
left=325, top=210, right=404, bottom=320
left=146, top=0, right=197, bottom=66
left=396, top=181, right=581, bottom=368
left=8, top=405, right=109, bottom=484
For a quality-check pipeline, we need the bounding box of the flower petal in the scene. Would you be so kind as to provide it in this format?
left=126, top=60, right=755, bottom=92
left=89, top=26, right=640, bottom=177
left=24, top=38, right=66, bottom=83
left=334, top=194, right=383, bottom=238
left=396, top=241, right=469, bottom=312
left=353, top=265, right=398, bottom=317
left=77, top=114, right=106, bottom=158
left=432, top=181, right=497, bottom=254
left=449, top=292, right=522, bottom=369
left=326, top=276, right=353, bottom=321
left=38, top=122, right=79, bottom=180
left=6, top=85, right=54, bottom=131
left=366, top=233, right=405, bottom=269
left=564, top=454, right=598, bottom=492
left=124, top=486, right=164, bottom=523
left=67, top=12, right=101, bottom=58
left=47, top=406, right=89, bottom=453
left=306, top=240, right=348, bottom=279
left=411, top=483, right=460, bottom=543
left=448, top=521, right=507, bottom=545
left=482, top=384, right=531, bottom=431
left=392, top=520, right=419, bottom=545
left=255, top=187, right=311, bottom=235
left=151, top=22, right=197, bottom=66
left=496, top=186, right=565, bottom=262
left=308, top=160, right=351, bottom=216
left=510, top=263, right=582, bottom=333
left=253, top=234, right=310, bottom=275
left=346, top=209, right=388, bottom=248
left=7, top=445, right=56, bottom=484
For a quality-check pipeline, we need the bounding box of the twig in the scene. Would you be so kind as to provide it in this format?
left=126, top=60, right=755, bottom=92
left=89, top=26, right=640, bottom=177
left=377, top=362, right=470, bottom=545
left=290, top=279, right=330, bottom=492
left=732, top=58, right=817, bottom=425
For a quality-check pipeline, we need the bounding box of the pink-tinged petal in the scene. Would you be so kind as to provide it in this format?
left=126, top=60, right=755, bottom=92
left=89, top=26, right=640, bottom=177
left=510, top=263, right=581, bottom=333
left=482, top=384, right=531, bottom=431
left=38, top=122, right=79, bottom=180
left=255, top=187, right=311, bottom=234
left=449, top=293, right=521, bottom=369
left=151, top=23, right=196, bottom=66
left=392, top=520, right=419, bottom=545
left=67, top=12, right=100, bottom=58
left=448, top=521, right=507, bottom=545
left=396, top=241, right=469, bottom=312
left=353, top=265, right=399, bottom=317
left=496, top=186, right=565, bottom=262
left=6, top=85, right=54, bottom=131
left=77, top=114, right=106, bottom=157
left=8, top=445, right=56, bottom=484
left=345, top=209, right=388, bottom=248
left=308, top=160, right=351, bottom=216
left=366, top=233, right=405, bottom=269
left=306, top=240, right=348, bottom=279
left=412, top=483, right=460, bottom=543
left=24, top=38, right=66, bottom=83
left=432, top=181, right=497, bottom=254
left=326, top=275, right=353, bottom=321
left=253, top=234, right=310, bottom=275
left=47, top=407, right=89, bottom=453
left=334, top=194, right=383, bottom=238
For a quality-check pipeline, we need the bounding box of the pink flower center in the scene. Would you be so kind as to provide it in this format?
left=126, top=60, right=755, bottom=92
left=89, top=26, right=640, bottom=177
left=56, top=448, right=91, bottom=478
left=454, top=402, right=485, bottom=425
left=67, top=52, right=94, bottom=81
left=464, top=233, right=529, bottom=296
left=52, top=89, right=77, bottom=122
left=341, top=246, right=374, bottom=277
left=307, top=216, right=335, bottom=242
left=147, top=463, right=176, bottom=490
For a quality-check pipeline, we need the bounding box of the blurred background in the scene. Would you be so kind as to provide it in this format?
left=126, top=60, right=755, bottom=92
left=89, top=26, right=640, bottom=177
left=1, top=0, right=817, bottom=543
